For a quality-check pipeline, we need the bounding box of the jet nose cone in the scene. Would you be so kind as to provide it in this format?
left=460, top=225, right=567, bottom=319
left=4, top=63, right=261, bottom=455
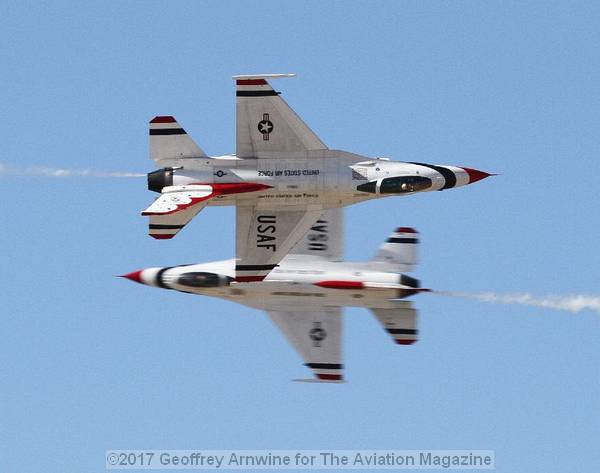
left=119, top=270, right=144, bottom=284
left=462, top=167, right=494, bottom=184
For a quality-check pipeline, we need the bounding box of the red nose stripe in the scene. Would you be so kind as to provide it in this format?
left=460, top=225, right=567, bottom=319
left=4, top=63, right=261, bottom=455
left=120, top=270, right=143, bottom=283
left=462, top=167, right=492, bottom=184
left=314, top=281, right=365, bottom=289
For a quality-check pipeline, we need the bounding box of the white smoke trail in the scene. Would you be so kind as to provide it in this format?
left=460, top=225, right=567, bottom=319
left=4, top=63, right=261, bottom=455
left=434, top=291, right=600, bottom=314
left=0, top=163, right=144, bottom=178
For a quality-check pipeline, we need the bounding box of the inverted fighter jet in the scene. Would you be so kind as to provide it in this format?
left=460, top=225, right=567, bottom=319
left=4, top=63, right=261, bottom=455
left=124, top=209, right=428, bottom=382
left=144, top=74, right=491, bottom=282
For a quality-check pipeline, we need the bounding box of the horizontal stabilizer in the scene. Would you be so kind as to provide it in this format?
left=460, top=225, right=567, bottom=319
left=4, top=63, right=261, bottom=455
left=142, top=185, right=213, bottom=239
left=142, top=185, right=213, bottom=216
left=142, top=183, right=272, bottom=239
left=371, top=306, right=419, bottom=345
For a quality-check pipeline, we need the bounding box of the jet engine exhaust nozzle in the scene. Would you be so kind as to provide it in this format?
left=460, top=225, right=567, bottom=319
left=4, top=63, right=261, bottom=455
left=147, top=167, right=174, bottom=193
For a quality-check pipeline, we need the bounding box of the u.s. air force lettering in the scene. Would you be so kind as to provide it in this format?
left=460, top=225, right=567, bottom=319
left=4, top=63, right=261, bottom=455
left=256, top=215, right=276, bottom=251
left=307, top=219, right=328, bottom=252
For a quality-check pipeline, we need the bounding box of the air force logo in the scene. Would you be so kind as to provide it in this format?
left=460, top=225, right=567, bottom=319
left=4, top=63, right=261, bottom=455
left=309, top=321, right=327, bottom=347
left=258, top=113, right=273, bottom=141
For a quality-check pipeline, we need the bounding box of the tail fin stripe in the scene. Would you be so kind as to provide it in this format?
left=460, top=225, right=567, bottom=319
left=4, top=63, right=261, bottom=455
left=387, top=328, right=418, bottom=335
left=149, top=128, right=186, bottom=135
left=386, top=237, right=419, bottom=244
left=236, top=90, right=279, bottom=97
left=236, top=79, right=268, bottom=86
left=150, top=116, right=177, bottom=123
left=305, top=363, right=344, bottom=369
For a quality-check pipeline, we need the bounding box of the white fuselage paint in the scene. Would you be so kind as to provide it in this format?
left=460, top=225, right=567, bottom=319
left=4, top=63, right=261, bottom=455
left=162, top=150, right=471, bottom=208
left=139, top=256, right=416, bottom=311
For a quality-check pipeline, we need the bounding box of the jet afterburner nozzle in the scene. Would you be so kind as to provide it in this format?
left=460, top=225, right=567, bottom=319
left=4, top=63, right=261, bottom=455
left=396, top=273, right=427, bottom=298
left=147, top=167, right=179, bottom=193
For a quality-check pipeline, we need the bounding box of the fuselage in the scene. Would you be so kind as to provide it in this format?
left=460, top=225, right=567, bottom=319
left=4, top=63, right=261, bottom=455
left=148, top=150, right=490, bottom=207
left=128, top=256, right=422, bottom=311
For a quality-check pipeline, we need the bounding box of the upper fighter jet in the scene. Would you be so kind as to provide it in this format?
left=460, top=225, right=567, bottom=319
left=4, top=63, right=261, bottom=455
left=123, top=209, right=426, bottom=382
left=144, top=74, right=491, bottom=282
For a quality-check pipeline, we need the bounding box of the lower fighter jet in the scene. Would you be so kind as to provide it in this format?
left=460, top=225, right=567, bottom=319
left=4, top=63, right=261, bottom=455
left=122, top=210, right=426, bottom=382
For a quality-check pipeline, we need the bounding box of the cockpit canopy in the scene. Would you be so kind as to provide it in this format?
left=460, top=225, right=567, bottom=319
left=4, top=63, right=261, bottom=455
left=357, top=175, right=432, bottom=194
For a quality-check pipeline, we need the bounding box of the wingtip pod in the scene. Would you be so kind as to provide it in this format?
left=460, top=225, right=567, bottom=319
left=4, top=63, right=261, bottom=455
left=292, top=378, right=346, bottom=384
left=232, top=73, right=296, bottom=81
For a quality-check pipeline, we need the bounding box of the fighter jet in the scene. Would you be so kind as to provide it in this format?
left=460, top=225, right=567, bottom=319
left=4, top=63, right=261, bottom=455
left=123, top=210, right=427, bottom=382
left=143, top=74, right=492, bottom=283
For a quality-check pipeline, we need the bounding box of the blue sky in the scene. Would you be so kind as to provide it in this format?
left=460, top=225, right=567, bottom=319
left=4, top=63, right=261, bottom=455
left=1, top=1, right=599, bottom=472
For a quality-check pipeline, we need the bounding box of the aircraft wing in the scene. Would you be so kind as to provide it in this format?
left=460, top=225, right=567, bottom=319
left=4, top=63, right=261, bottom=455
left=233, top=74, right=327, bottom=158
left=235, top=204, right=324, bottom=281
left=266, top=307, right=343, bottom=382
left=286, top=208, right=343, bottom=261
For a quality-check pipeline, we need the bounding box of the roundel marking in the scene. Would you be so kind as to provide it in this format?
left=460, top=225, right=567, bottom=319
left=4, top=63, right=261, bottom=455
left=258, top=119, right=274, bottom=134
left=309, top=327, right=327, bottom=342
left=258, top=113, right=274, bottom=141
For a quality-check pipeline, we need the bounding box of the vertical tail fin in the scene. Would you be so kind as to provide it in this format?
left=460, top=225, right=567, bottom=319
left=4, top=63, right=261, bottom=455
left=371, top=227, right=419, bottom=271
left=149, top=116, right=207, bottom=164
